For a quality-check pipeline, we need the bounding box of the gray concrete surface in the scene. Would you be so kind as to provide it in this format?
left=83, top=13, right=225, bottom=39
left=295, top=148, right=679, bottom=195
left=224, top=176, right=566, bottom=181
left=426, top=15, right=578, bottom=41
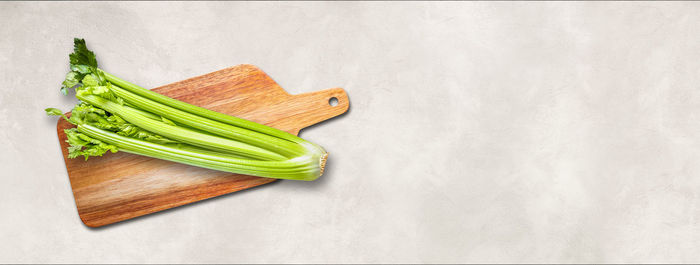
left=2, top=1, right=700, bottom=263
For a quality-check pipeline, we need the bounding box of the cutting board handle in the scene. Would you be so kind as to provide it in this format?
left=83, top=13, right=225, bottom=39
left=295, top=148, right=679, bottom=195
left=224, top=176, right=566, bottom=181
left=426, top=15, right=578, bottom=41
left=269, top=87, right=349, bottom=135
left=294, top=87, right=349, bottom=127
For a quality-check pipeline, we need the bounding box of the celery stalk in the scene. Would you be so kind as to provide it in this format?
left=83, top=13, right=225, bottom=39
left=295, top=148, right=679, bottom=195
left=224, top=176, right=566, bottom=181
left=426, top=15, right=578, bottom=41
left=78, top=125, right=324, bottom=180
left=46, top=38, right=328, bottom=181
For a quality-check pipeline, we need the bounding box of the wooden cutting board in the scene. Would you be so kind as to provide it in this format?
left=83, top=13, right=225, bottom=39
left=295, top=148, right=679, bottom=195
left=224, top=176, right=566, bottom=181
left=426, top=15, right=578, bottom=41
left=55, top=64, right=349, bottom=227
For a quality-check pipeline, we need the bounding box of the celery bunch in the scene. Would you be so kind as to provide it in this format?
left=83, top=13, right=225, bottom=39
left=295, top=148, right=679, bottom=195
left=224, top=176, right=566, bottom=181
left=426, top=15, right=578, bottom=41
left=46, top=39, right=327, bottom=181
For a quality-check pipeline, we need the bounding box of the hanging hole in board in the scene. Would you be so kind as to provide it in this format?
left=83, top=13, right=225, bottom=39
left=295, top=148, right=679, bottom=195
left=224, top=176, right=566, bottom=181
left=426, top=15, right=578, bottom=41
left=329, top=97, right=339, bottom=107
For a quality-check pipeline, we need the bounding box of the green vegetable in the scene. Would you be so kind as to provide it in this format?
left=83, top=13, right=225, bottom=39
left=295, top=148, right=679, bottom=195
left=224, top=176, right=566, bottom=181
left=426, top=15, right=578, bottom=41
left=47, top=38, right=327, bottom=181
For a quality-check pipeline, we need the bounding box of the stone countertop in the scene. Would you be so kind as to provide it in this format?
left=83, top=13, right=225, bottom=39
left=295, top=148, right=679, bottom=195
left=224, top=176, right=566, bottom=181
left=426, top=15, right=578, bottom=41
left=2, top=2, right=700, bottom=263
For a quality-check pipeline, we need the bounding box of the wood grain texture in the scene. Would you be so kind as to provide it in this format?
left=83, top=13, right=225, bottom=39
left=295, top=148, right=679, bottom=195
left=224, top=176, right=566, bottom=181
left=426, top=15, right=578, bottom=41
left=55, top=64, right=349, bottom=227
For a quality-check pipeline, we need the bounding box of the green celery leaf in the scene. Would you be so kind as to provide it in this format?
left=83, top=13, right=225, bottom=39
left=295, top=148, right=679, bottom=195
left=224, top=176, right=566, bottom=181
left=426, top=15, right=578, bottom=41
left=66, top=145, right=84, bottom=159
left=81, top=74, right=100, bottom=87
left=64, top=128, right=118, bottom=160
left=45, top=108, right=64, bottom=116
left=61, top=38, right=104, bottom=95
left=69, top=38, right=97, bottom=68
left=61, top=72, right=80, bottom=95
left=70, top=65, right=92, bottom=74
left=45, top=108, right=74, bottom=124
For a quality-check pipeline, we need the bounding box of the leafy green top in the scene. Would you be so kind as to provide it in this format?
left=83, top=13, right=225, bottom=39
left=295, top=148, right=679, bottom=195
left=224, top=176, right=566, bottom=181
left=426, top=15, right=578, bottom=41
left=61, top=38, right=107, bottom=95
left=70, top=38, right=97, bottom=68
left=49, top=38, right=178, bottom=159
